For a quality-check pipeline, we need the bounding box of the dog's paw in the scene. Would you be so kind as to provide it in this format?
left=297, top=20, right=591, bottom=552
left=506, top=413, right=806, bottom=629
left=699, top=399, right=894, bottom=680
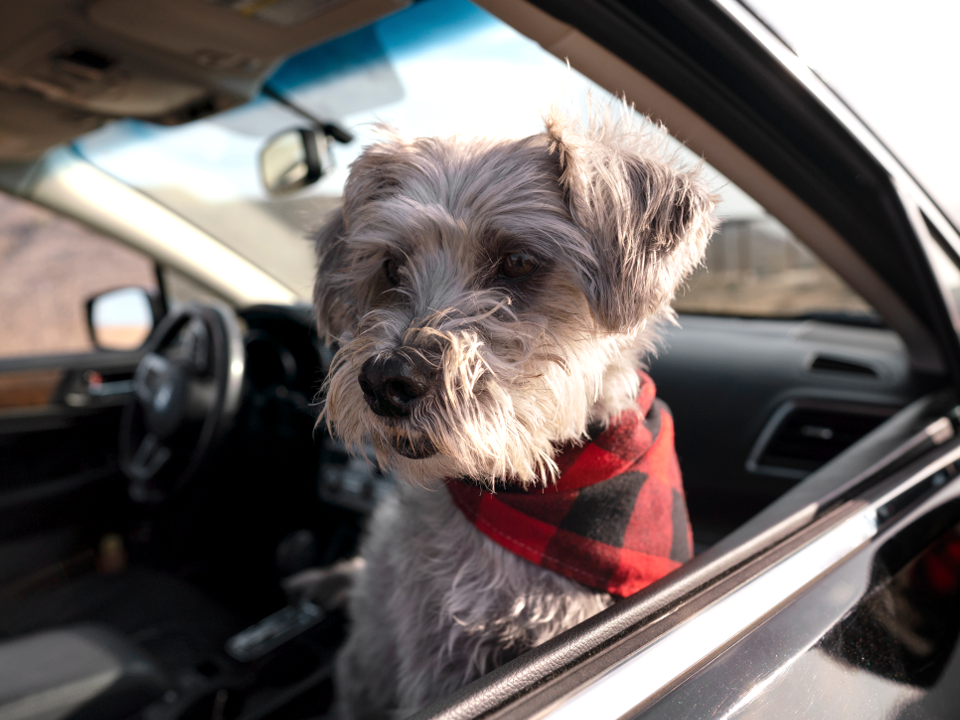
left=282, top=556, right=365, bottom=611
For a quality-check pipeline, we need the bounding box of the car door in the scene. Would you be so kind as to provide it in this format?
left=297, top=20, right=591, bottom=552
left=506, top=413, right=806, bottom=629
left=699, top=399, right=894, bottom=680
left=419, top=390, right=960, bottom=719
left=0, top=190, right=160, bottom=588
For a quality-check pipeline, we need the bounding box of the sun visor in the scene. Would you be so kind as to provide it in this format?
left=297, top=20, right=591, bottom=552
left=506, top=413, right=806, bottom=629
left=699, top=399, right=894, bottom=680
left=87, top=0, right=410, bottom=74
left=0, top=25, right=209, bottom=118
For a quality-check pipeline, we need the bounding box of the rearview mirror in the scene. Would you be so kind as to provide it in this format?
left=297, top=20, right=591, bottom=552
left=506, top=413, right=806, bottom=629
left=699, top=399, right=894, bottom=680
left=87, top=287, right=157, bottom=351
left=260, top=128, right=330, bottom=195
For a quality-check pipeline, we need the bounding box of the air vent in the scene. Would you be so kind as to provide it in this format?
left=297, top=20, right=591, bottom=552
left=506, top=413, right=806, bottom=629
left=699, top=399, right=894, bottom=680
left=749, top=405, right=893, bottom=478
left=809, top=355, right=878, bottom=377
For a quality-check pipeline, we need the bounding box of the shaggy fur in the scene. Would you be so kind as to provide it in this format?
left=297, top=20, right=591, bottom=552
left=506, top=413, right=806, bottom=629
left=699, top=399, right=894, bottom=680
left=310, top=104, right=717, bottom=719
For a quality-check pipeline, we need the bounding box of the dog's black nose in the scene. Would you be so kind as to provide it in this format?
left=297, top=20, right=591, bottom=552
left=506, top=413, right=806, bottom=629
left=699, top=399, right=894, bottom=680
left=359, top=352, right=433, bottom=417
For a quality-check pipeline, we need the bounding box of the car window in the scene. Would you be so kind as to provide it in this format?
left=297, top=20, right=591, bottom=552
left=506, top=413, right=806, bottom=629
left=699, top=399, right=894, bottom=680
left=0, top=191, right=158, bottom=359
left=673, top=212, right=876, bottom=322
left=72, top=0, right=875, bottom=324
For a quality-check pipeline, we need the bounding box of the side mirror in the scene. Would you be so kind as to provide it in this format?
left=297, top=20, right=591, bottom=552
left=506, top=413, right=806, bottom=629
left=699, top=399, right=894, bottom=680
left=87, top=287, right=158, bottom=351
left=260, top=128, right=330, bottom=195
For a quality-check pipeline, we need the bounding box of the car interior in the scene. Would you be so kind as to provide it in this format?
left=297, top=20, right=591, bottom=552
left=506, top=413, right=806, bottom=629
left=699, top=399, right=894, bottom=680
left=0, top=0, right=956, bottom=718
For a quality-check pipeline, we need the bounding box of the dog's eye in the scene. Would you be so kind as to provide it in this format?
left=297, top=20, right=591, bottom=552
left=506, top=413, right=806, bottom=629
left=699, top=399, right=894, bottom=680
left=499, top=252, right=539, bottom=280
left=384, top=257, right=402, bottom=286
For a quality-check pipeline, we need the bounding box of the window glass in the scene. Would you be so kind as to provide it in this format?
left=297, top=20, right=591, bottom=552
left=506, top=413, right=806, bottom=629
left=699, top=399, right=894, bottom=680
left=72, top=0, right=874, bottom=322
left=0, top=192, right=158, bottom=358
left=674, top=212, right=876, bottom=321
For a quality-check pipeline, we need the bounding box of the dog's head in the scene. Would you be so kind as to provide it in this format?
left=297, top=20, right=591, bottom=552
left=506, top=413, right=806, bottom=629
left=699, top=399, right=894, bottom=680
left=315, top=107, right=717, bottom=487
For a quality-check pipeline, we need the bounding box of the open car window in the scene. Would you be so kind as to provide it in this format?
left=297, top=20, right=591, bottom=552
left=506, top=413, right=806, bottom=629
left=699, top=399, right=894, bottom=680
left=675, top=213, right=876, bottom=322
left=0, top=191, right=157, bottom=359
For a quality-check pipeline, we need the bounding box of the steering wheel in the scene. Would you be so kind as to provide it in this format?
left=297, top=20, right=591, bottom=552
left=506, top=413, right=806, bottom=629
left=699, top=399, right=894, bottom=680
left=120, top=302, right=245, bottom=504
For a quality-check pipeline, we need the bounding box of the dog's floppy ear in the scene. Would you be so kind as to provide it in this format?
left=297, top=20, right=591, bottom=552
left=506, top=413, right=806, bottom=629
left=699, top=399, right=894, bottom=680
left=545, top=109, right=718, bottom=332
left=313, top=208, right=353, bottom=342
left=340, top=128, right=410, bottom=223
left=314, top=132, right=410, bottom=342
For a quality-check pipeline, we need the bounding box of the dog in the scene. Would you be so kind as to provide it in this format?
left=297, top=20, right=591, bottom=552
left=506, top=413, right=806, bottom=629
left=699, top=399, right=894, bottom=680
left=304, top=104, right=717, bottom=719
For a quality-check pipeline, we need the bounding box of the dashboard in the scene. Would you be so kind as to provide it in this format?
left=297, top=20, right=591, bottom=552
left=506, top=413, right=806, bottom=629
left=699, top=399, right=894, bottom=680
left=237, top=304, right=395, bottom=519
left=651, top=315, right=933, bottom=545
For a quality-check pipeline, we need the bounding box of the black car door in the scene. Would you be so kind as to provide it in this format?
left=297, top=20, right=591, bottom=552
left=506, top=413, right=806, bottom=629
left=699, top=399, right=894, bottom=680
left=0, top=190, right=159, bottom=587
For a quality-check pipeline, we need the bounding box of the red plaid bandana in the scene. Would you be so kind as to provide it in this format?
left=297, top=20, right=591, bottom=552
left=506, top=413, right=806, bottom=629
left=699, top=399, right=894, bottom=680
left=446, top=371, right=692, bottom=598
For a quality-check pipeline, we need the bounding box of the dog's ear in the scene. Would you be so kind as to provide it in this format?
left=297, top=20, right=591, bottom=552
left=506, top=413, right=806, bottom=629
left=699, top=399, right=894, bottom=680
left=313, top=208, right=353, bottom=342
left=341, top=129, right=410, bottom=225
left=545, top=110, right=718, bottom=332
left=314, top=131, right=410, bottom=342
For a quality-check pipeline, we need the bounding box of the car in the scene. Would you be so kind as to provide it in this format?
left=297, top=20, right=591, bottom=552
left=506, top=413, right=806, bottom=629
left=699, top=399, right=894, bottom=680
left=0, top=0, right=959, bottom=718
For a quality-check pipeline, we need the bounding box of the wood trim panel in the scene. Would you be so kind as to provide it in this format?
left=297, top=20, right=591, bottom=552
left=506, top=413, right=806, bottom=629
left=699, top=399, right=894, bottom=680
left=0, top=369, right=63, bottom=409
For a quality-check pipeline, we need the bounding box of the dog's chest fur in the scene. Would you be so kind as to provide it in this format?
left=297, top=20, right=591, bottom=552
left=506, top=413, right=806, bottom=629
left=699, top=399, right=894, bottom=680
left=335, top=482, right=612, bottom=719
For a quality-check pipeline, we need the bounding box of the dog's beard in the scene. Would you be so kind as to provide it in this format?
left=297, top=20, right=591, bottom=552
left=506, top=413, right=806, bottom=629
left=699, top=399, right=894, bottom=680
left=320, top=297, right=646, bottom=489
left=392, top=434, right=437, bottom=459
left=324, top=351, right=566, bottom=487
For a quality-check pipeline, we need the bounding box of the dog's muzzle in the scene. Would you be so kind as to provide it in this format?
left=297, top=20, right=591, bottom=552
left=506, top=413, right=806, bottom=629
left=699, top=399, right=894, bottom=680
left=358, top=350, right=434, bottom=418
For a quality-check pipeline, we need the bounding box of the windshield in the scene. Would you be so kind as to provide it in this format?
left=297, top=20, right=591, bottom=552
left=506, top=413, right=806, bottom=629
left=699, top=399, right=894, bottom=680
left=73, top=0, right=874, bottom=323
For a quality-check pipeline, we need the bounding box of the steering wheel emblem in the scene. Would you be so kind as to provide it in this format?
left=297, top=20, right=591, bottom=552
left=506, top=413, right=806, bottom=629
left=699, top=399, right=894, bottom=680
left=153, top=381, right=174, bottom=413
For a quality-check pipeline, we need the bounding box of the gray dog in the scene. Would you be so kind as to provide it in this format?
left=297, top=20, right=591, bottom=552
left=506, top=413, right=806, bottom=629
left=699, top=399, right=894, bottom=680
left=303, top=105, right=717, bottom=719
